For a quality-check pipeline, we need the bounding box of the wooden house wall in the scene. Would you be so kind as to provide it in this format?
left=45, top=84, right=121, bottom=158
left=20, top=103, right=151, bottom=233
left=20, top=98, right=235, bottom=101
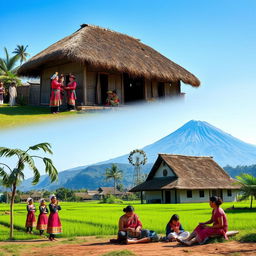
left=40, top=63, right=84, bottom=105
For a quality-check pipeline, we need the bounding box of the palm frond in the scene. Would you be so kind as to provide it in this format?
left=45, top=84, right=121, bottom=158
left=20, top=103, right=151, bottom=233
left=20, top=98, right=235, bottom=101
left=29, top=143, right=53, bottom=154
left=43, top=158, right=58, bottom=182
left=0, top=167, right=10, bottom=186
left=0, top=147, right=24, bottom=158
left=4, top=47, right=9, bottom=63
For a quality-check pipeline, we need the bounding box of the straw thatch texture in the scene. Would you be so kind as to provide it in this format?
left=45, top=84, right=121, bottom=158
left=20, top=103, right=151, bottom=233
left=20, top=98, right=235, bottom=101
left=18, top=24, right=200, bottom=86
left=130, top=154, right=240, bottom=192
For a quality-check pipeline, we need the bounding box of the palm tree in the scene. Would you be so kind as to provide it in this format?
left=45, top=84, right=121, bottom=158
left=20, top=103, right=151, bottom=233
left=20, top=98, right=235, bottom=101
left=13, top=45, right=29, bottom=66
left=236, top=173, right=256, bottom=209
left=0, top=48, right=20, bottom=75
left=0, top=142, right=58, bottom=239
left=105, top=164, right=123, bottom=195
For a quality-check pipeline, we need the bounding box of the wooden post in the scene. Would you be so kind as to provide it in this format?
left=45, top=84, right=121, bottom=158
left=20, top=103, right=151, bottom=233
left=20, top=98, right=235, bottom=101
left=161, top=190, right=164, bottom=203
left=83, top=66, right=87, bottom=105
left=175, top=189, right=177, bottom=204
left=121, top=73, right=124, bottom=104
left=96, top=72, right=100, bottom=104
left=140, top=191, right=143, bottom=204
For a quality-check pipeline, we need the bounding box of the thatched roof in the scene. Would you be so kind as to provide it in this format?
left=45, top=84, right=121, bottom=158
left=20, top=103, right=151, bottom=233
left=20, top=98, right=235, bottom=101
left=130, top=154, right=240, bottom=192
left=98, top=187, right=123, bottom=195
left=17, top=24, right=200, bottom=86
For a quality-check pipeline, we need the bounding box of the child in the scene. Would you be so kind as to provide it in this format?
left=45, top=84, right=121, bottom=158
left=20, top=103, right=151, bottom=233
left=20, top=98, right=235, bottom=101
left=36, top=199, right=49, bottom=236
left=47, top=195, right=62, bottom=241
left=25, top=198, right=36, bottom=234
left=165, top=214, right=189, bottom=242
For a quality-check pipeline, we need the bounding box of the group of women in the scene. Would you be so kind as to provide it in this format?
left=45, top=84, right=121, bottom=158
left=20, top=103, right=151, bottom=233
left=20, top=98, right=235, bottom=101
left=25, top=195, right=62, bottom=241
left=49, top=72, right=77, bottom=113
left=113, top=196, right=228, bottom=246
left=25, top=195, right=228, bottom=246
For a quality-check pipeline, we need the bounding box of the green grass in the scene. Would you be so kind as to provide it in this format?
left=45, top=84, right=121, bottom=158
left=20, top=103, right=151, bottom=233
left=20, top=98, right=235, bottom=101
left=0, top=201, right=256, bottom=242
left=0, top=104, right=87, bottom=129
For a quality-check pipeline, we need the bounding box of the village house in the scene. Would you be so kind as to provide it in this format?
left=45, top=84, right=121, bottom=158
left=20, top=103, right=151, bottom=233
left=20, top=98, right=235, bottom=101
left=130, top=154, right=240, bottom=204
left=97, top=187, right=123, bottom=199
left=17, top=24, right=200, bottom=107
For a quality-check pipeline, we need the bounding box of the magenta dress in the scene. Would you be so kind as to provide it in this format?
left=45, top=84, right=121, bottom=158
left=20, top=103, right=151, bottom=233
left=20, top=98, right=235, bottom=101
left=65, top=81, right=77, bottom=106
left=194, top=207, right=228, bottom=243
left=47, top=204, right=62, bottom=234
left=25, top=204, right=36, bottom=227
left=36, top=205, right=49, bottom=231
left=49, top=80, right=62, bottom=107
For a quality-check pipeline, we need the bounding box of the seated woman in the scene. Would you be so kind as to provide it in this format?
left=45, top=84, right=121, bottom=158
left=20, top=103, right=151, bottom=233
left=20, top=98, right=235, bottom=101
left=116, top=205, right=151, bottom=244
left=179, top=196, right=228, bottom=245
left=165, top=214, right=190, bottom=242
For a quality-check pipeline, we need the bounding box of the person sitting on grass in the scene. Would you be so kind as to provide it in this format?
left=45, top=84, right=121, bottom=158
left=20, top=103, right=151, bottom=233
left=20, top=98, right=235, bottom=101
left=110, top=205, right=152, bottom=244
left=178, top=196, right=228, bottom=246
left=164, top=214, right=190, bottom=242
left=25, top=198, right=36, bottom=234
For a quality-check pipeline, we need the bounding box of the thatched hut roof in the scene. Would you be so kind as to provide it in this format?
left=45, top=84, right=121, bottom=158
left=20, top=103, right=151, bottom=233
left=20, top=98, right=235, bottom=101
left=130, top=154, right=240, bottom=192
left=18, top=24, right=200, bottom=87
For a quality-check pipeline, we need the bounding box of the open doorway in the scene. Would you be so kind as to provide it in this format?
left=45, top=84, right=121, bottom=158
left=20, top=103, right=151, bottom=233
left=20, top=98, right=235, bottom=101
left=165, top=191, right=171, bottom=203
left=123, top=73, right=144, bottom=103
left=158, top=82, right=165, bottom=98
left=100, top=74, right=108, bottom=105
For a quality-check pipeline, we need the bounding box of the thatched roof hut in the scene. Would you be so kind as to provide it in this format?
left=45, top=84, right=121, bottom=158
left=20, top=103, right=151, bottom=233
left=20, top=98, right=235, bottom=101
left=130, top=154, right=240, bottom=204
left=18, top=24, right=199, bottom=85
left=18, top=25, right=200, bottom=106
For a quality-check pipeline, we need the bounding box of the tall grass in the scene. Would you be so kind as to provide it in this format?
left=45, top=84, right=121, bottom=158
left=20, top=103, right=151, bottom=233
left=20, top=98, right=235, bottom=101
left=0, top=201, right=255, bottom=241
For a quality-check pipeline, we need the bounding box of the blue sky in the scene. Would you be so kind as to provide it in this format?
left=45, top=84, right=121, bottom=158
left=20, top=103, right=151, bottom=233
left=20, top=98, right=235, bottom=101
left=0, top=0, right=256, bottom=177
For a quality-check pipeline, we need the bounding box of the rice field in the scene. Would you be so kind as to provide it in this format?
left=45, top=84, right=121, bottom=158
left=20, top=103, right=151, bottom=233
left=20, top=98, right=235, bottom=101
left=0, top=201, right=255, bottom=241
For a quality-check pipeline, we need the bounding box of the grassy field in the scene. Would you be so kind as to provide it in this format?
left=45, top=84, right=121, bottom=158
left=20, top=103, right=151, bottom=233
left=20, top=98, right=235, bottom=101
left=0, top=201, right=255, bottom=242
left=0, top=104, right=85, bottom=129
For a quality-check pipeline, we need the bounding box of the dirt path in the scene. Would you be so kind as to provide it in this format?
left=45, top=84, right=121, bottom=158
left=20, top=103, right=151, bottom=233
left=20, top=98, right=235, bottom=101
left=1, top=238, right=256, bottom=256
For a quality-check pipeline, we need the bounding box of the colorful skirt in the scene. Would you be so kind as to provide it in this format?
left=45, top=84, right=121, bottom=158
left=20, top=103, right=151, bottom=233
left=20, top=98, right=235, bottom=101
left=36, top=213, right=48, bottom=230
left=47, top=212, right=62, bottom=234
left=50, top=89, right=62, bottom=107
left=67, top=90, right=76, bottom=106
left=25, top=212, right=36, bottom=227
left=194, top=224, right=228, bottom=243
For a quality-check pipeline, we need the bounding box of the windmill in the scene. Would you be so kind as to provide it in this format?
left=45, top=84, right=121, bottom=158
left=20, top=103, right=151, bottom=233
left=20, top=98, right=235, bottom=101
left=128, top=149, right=147, bottom=186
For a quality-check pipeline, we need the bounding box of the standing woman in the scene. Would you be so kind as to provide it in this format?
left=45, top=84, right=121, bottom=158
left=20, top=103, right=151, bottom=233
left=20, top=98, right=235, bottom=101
left=180, top=196, right=228, bottom=245
left=50, top=72, right=62, bottom=114
left=64, top=74, right=77, bottom=111
left=0, top=82, right=5, bottom=105
left=36, top=199, right=49, bottom=236
left=47, top=195, right=62, bottom=241
left=25, top=198, right=36, bottom=234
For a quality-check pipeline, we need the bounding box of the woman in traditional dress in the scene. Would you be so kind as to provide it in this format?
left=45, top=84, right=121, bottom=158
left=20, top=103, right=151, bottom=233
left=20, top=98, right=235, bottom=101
left=47, top=195, right=62, bottom=241
left=36, top=199, right=49, bottom=236
left=0, top=82, right=5, bottom=105
left=179, top=196, right=228, bottom=245
left=9, top=82, right=17, bottom=106
left=111, top=205, right=152, bottom=244
left=50, top=72, right=62, bottom=114
left=64, top=74, right=77, bottom=111
left=25, top=198, right=36, bottom=234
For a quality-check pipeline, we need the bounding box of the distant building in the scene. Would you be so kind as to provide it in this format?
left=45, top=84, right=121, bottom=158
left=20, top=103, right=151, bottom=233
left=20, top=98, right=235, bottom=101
left=130, top=154, right=240, bottom=204
left=18, top=24, right=200, bottom=106
left=74, top=192, right=93, bottom=201
left=97, top=187, right=123, bottom=199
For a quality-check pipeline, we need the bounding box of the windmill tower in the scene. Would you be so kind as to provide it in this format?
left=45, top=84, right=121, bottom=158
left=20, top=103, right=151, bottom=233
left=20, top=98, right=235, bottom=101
left=128, top=149, right=147, bottom=187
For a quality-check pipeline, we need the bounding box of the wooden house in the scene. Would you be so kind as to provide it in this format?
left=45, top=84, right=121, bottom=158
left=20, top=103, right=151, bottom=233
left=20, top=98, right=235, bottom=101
left=130, top=154, right=240, bottom=204
left=17, top=24, right=200, bottom=106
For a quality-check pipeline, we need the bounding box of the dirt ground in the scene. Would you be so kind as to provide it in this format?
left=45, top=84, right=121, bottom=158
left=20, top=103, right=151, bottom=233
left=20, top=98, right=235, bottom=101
left=1, top=237, right=256, bottom=256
